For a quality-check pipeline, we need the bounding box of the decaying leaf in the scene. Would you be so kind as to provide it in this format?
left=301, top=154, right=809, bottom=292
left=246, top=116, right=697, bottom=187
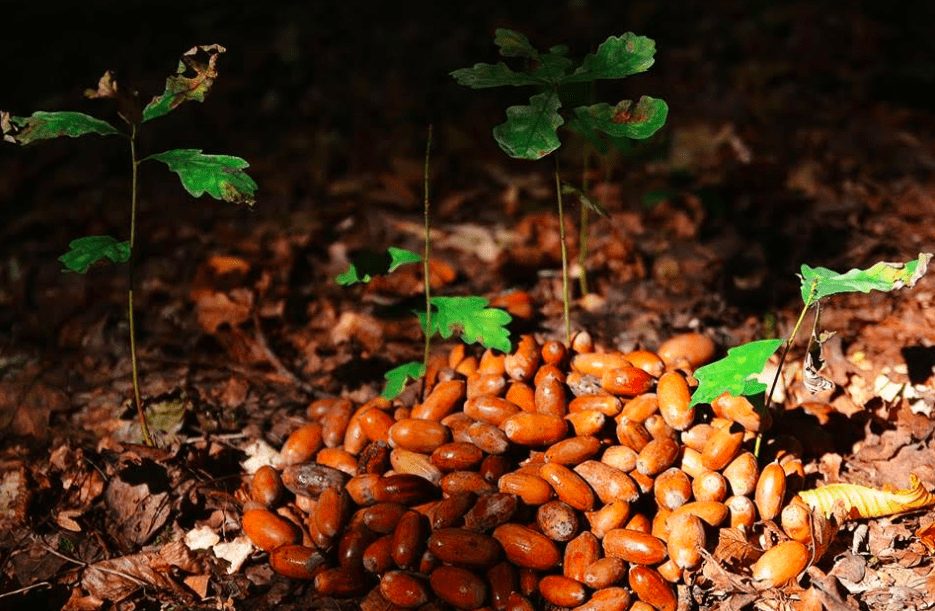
left=800, top=252, right=933, bottom=305
left=798, top=474, right=935, bottom=520
left=81, top=541, right=198, bottom=603
left=0, top=111, right=120, bottom=145
left=143, top=44, right=226, bottom=122
left=803, top=308, right=835, bottom=394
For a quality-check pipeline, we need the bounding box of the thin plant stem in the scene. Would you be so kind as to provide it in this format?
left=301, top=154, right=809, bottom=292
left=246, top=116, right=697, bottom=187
left=128, top=126, right=153, bottom=447
left=753, top=298, right=813, bottom=459
left=554, top=155, right=571, bottom=345
left=578, top=147, right=590, bottom=296
left=422, top=124, right=433, bottom=372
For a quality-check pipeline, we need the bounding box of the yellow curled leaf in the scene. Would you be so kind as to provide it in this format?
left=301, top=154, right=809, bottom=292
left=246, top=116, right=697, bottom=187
left=798, top=474, right=935, bottom=520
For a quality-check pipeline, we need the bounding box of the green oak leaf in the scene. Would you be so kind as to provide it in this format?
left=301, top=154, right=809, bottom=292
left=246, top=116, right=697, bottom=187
left=565, top=33, right=657, bottom=83
left=143, top=44, right=226, bottom=122
left=382, top=361, right=426, bottom=400
left=59, top=235, right=130, bottom=273
left=335, top=247, right=421, bottom=286
left=1, top=111, right=119, bottom=145
left=800, top=253, right=932, bottom=305
left=494, top=28, right=539, bottom=59
left=571, top=97, right=668, bottom=141
left=146, top=149, right=257, bottom=205
left=418, top=296, right=513, bottom=353
left=493, top=92, right=564, bottom=160
left=690, top=339, right=783, bottom=408
left=450, top=62, right=543, bottom=89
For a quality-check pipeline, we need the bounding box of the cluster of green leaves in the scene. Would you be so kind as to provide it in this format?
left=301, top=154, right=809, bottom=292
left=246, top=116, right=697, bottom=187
left=1, top=44, right=257, bottom=273
left=690, top=253, right=932, bottom=407
left=337, top=249, right=513, bottom=399
left=451, top=29, right=668, bottom=161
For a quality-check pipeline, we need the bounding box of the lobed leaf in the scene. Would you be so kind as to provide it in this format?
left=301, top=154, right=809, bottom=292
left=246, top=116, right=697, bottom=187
left=335, top=247, right=421, bottom=286
left=143, top=44, right=226, bottom=122
left=492, top=92, right=564, bottom=160
left=382, top=361, right=426, bottom=400
left=799, top=253, right=932, bottom=305
left=418, top=296, right=512, bottom=353
left=146, top=148, right=257, bottom=205
left=1, top=111, right=119, bottom=145
left=494, top=28, right=539, bottom=59
left=59, top=235, right=130, bottom=273
left=450, top=62, right=543, bottom=89
left=565, top=33, right=657, bottom=83
left=571, top=96, right=668, bottom=141
left=689, top=339, right=783, bottom=408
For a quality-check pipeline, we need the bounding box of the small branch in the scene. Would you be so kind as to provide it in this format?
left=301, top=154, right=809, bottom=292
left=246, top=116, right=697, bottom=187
left=554, top=155, right=571, bottom=345
left=252, top=312, right=314, bottom=394
left=423, top=124, right=433, bottom=375
left=128, top=126, right=153, bottom=447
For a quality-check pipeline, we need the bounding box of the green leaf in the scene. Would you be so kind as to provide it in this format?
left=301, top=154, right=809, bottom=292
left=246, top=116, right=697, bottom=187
left=561, top=183, right=608, bottom=216
left=418, top=296, right=513, bottom=353
left=59, top=235, right=130, bottom=273
left=143, top=44, right=226, bottom=122
left=493, top=92, right=564, bottom=160
left=571, top=96, right=668, bottom=141
left=494, top=28, right=539, bottom=59
left=690, top=339, right=783, bottom=408
left=565, top=33, right=657, bottom=83
left=382, top=361, right=426, bottom=400
left=146, top=149, right=257, bottom=205
left=388, top=247, right=422, bottom=272
left=450, top=62, right=543, bottom=89
left=1, top=111, right=119, bottom=145
left=799, top=253, right=932, bottom=305
left=336, top=247, right=421, bottom=286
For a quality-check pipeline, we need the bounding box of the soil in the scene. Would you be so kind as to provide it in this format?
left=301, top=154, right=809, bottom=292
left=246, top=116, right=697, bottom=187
left=1, top=1, right=934, bottom=609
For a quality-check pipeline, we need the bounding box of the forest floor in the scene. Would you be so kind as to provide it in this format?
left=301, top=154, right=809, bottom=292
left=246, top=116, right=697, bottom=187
left=1, top=2, right=934, bottom=609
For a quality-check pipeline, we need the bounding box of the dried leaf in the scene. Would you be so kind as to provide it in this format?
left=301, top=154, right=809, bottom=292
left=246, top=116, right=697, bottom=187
left=798, top=474, right=935, bottom=520
left=82, top=542, right=197, bottom=603
left=713, top=527, right=763, bottom=568
left=212, top=536, right=253, bottom=574
left=915, top=522, right=935, bottom=554
left=143, top=44, right=226, bottom=122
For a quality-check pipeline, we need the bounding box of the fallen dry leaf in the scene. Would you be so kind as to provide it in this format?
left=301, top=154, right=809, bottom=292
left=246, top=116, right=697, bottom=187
left=81, top=541, right=198, bottom=603
left=104, top=464, right=172, bottom=546
left=798, top=474, right=935, bottom=520
left=212, top=536, right=253, bottom=574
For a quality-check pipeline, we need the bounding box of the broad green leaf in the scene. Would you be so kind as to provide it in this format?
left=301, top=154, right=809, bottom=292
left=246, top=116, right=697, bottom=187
left=143, top=44, right=226, bottom=122
left=146, top=149, right=257, bottom=205
left=493, top=92, right=564, bottom=160
left=571, top=96, right=668, bottom=141
left=1, top=111, right=119, bottom=145
left=690, top=339, right=783, bottom=408
left=565, top=33, right=657, bottom=83
left=450, top=62, right=543, bottom=89
left=418, top=296, right=513, bottom=353
left=59, top=235, right=130, bottom=273
left=382, top=361, right=426, bottom=400
left=561, top=183, right=608, bottom=216
left=799, top=253, right=932, bottom=305
left=495, top=28, right=538, bottom=59
left=336, top=247, right=421, bottom=286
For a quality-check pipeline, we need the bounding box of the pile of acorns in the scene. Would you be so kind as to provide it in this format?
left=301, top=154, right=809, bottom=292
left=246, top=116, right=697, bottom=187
left=240, top=332, right=818, bottom=610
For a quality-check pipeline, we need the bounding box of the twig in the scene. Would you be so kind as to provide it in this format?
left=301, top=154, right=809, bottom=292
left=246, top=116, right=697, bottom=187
left=0, top=581, right=52, bottom=600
